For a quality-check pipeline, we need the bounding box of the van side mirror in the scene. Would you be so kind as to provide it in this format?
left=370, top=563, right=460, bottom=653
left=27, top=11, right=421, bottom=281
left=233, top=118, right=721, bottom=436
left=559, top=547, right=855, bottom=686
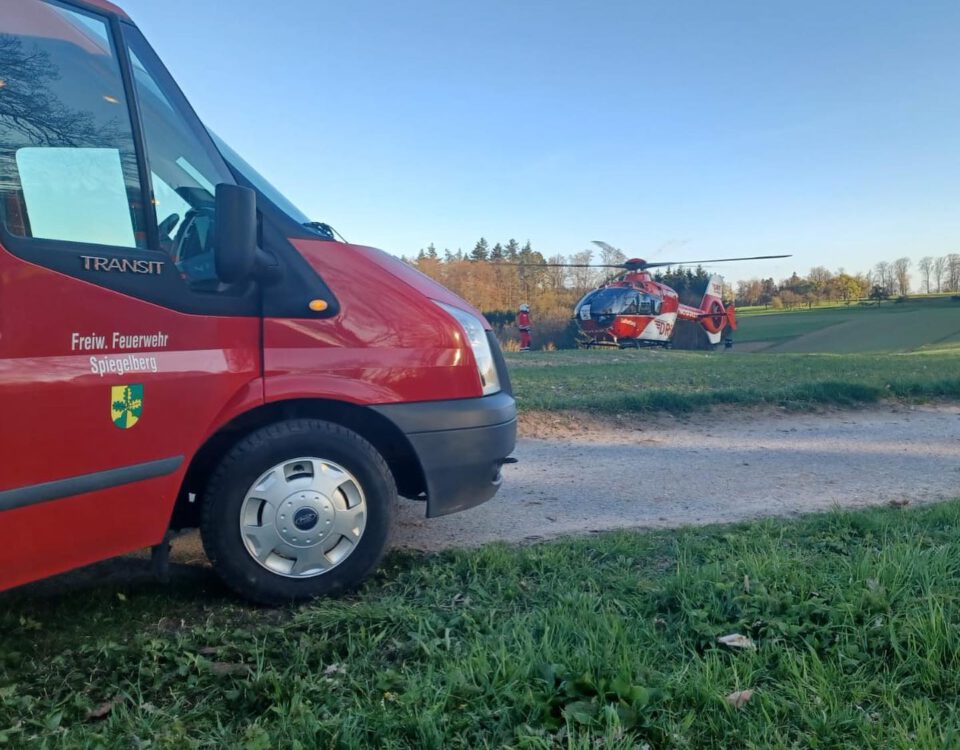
left=214, top=183, right=257, bottom=283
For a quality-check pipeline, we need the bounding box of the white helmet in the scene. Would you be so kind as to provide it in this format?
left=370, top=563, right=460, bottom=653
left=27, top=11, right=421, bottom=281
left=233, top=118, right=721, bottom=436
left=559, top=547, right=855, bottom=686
left=519, top=303, right=530, bottom=312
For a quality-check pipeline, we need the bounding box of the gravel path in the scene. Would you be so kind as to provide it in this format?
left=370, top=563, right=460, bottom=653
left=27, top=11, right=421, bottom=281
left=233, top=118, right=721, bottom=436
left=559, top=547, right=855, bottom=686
left=394, top=404, right=960, bottom=550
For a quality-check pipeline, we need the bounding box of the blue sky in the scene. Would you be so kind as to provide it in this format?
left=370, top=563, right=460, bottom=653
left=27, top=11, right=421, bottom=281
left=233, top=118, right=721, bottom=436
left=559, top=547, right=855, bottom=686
left=120, top=0, right=960, bottom=282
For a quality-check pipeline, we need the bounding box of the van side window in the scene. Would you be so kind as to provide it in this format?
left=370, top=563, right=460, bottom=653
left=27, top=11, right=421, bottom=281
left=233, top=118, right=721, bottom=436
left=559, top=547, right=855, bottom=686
left=123, top=27, right=237, bottom=290
left=0, top=0, right=147, bottom=248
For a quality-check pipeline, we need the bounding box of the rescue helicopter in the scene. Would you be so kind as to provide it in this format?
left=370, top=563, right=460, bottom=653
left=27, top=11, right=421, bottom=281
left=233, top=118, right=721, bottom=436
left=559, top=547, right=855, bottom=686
left=560, top=243, right=790, bottom=349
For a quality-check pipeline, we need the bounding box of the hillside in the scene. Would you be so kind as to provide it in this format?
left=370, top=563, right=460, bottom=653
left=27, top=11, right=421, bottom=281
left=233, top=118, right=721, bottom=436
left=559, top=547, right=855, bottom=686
left=735, top=297, right=960, bottom=353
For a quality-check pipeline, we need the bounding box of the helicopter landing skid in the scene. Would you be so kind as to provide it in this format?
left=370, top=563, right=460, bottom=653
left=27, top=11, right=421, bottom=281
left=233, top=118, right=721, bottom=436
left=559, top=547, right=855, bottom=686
left=616, top=339, right=672, bottom=350
left=578, top=339, right=672, bottom=350
left=578, top=340, right=618, bottom=349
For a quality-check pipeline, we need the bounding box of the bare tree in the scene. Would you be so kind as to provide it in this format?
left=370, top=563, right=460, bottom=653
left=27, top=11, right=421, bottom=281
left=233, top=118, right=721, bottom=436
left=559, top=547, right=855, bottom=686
left=545, top=254, right=568, bottom=292
left=0, top=34, right=121, bottom=148
left=807, top=266, right=833, bottom=301
left=949, top=254, right=960, bottom=292
left=737, top=279, right=763, bottom=306
left=933, top=256, right=948, bottom=293
left=892, top=257, right=911, bottom=296
left=568, top=249, right=597, bottom=294
left=918, top=256, right=934, bottom=294
left=873, top=261, right=891, bottom=293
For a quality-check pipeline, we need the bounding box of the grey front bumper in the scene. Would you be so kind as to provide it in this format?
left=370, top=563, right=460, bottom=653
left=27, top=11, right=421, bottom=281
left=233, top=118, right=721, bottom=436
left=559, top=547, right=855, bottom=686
left=371, top=391, right=517, bottom=517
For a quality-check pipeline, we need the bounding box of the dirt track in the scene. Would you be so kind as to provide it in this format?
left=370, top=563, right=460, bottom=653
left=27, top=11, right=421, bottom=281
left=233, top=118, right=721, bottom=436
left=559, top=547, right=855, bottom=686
left=394, top=404, right=960, bottom=550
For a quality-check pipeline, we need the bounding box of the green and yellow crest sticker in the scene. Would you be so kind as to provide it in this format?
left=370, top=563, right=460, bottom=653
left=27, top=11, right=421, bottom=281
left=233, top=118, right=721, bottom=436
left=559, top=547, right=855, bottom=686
left=111, top=384, right=143, bottom=429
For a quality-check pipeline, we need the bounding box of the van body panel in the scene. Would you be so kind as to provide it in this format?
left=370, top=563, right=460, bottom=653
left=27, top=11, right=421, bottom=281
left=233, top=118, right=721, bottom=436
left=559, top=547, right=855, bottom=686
left=265, top=241, right=484, bottom=404
left=310, top=242, right=489, bottom=325
left=0, top=0, right=516, bottom=595
left=0, top=473, right=181, bottom=590
left=0, top=244, right=262, bottom=588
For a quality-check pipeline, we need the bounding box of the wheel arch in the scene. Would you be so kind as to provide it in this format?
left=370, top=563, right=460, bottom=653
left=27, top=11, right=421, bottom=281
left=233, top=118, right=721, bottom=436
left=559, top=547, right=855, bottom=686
left=169, top=398, right=426, bottom=531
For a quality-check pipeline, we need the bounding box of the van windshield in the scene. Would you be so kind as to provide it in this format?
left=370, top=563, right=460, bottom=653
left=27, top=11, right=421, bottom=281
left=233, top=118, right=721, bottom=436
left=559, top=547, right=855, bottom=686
left=208, top=132, right=311, bottom=226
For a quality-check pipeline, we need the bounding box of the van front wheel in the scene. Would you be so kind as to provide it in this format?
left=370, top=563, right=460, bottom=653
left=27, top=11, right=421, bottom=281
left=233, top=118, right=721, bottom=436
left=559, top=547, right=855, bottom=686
left=201, top=419, right=396, bottom=605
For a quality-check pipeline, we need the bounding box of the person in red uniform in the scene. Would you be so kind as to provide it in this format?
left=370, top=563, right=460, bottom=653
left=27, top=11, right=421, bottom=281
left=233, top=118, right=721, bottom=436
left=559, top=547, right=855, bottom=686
left=518, top=303, right=532, bottom=351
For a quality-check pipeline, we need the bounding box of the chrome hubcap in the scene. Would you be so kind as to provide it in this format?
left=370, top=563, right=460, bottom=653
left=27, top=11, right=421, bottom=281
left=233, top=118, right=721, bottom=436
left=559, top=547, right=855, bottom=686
left=275, top=490, right=334, bottom=547
left=239, top=457, right=366, bottom=578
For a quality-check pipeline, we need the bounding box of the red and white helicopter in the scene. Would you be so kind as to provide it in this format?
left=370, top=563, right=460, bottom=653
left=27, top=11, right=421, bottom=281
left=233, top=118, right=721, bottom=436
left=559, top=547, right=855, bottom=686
left=569, top=244, right=790, bottom=348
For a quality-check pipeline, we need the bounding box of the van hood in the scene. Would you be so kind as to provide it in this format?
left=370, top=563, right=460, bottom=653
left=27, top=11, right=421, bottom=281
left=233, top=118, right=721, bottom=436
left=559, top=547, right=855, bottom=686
left=294, top=241, right=490, bottom=328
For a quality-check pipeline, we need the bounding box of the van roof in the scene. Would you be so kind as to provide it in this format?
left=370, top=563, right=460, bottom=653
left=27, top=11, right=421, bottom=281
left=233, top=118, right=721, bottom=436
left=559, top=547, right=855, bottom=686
left=78, top=0, right=130, bottom=19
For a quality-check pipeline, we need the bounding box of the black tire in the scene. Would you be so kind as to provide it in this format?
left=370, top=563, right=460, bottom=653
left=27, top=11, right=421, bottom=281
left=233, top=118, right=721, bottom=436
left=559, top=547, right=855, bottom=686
left=200, top=419, right=396, bottom=605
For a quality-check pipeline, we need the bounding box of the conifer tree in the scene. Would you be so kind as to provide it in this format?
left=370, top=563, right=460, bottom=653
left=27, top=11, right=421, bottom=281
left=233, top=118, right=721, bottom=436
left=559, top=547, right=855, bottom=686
left=470, top=238, right=490, bottom=262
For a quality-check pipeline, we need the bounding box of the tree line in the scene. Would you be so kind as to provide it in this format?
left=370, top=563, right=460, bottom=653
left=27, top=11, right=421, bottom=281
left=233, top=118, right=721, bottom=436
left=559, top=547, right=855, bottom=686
left=406, top=241, right=959, bottom=347
left=915, top=255, right=960, bottom=294
left=736, top=254, right=960, bottom=308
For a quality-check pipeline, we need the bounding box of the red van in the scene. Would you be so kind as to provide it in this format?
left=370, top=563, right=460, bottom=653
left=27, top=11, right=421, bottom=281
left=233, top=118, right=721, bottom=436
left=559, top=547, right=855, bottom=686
left=0, top=0, right=516, bottom=604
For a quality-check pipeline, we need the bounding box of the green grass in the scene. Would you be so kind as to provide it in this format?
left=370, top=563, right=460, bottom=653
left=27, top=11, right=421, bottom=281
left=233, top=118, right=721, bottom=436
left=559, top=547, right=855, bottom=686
left=735, top=297, right=960, bottom=352
left=6, top=503, right=960, bottom=747
left=506, top=347, right=960, bottom=414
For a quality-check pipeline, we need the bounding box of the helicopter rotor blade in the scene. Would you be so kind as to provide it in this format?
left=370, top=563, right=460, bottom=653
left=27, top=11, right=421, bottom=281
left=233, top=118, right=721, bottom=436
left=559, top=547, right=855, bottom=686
left=591, top=240, right=622, bottom=255
left=641, top=254, right=792, bottom=269
left=536, top=263, right=598, bottom=268
left=509, top=263, right=629, bottom=269
left=481, top=254, right=790, bottom=270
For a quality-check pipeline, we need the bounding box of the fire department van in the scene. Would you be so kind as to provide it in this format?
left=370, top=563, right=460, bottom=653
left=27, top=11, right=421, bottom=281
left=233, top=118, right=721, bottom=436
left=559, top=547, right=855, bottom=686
left=0, top=0, right=517, bottom=603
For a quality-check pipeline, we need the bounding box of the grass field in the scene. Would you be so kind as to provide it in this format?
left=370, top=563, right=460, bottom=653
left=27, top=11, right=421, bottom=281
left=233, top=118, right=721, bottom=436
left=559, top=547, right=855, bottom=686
left=5, top=502, right=960, bottom=748
left=735, top=297, right=960, bottom=352
left=506, top=345, right=960, bottom=414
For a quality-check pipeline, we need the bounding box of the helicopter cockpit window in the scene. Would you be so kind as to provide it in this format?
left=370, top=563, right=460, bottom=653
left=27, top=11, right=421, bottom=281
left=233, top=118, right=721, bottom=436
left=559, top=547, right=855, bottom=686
left=579, top=287, right=641, bottom=320
left=639, top=294, right=662, bottom=315
left=586, top=288, right=633, bottom=316
left=583, top=288, right=663, bottom=318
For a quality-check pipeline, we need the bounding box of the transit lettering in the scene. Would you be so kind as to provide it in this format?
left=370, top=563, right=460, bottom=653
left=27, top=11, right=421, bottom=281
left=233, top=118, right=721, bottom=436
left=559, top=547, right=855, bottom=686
left=80, top=255, right=164, bottom=275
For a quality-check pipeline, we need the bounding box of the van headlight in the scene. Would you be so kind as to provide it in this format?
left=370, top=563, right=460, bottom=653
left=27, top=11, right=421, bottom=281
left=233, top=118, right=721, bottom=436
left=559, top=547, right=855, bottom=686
left=433, top=301, right=501, bottom=396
